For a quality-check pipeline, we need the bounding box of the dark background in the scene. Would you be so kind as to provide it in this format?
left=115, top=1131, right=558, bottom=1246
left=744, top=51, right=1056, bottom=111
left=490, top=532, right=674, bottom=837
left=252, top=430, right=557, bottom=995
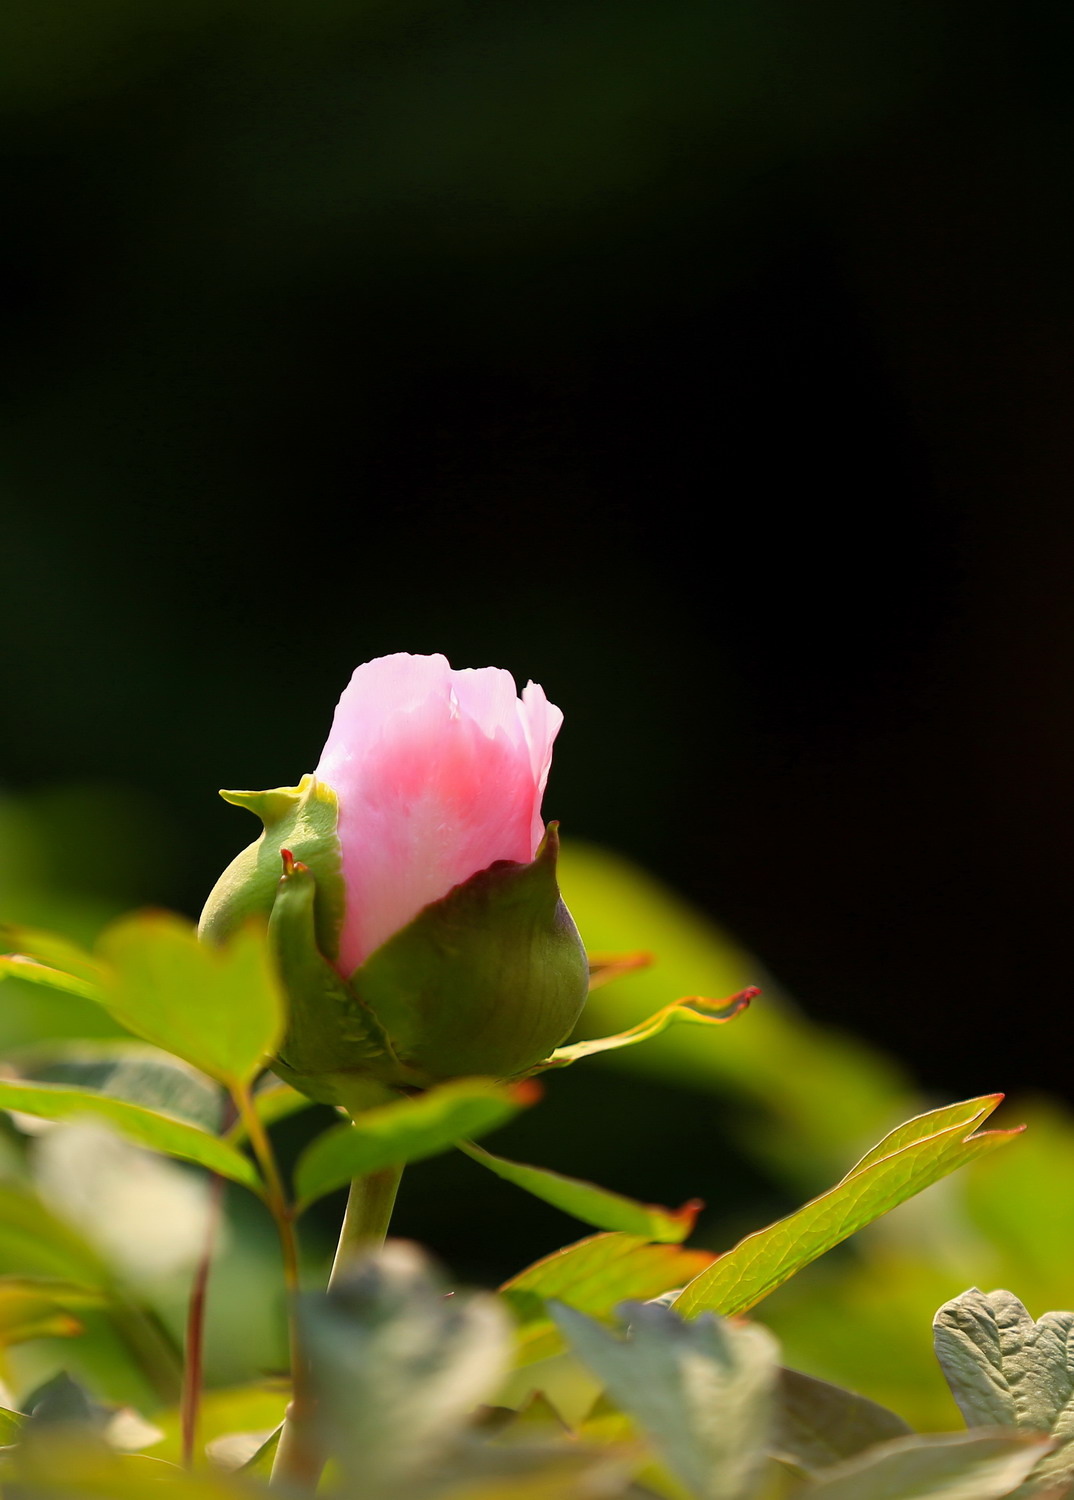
left=3, top=0, right=1073, bottom=1117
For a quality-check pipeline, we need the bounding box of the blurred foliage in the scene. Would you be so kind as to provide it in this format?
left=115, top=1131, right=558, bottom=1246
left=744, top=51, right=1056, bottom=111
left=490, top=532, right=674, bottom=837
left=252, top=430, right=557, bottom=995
left=0, top=783, right=1071, bottom=1441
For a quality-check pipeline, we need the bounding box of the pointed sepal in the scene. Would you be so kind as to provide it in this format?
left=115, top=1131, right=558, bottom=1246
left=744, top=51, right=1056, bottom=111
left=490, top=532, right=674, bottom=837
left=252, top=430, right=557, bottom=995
left=198, top=773, right=345, bottom=961
left=350, top=823, right=589, bottom=1085
left=268, top=852, right=408, bottom=1103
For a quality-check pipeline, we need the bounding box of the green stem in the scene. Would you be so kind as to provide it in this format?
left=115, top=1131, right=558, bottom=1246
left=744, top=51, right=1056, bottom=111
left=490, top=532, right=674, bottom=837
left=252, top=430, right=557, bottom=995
left=328, top=1166, right=403, bottom=1288
left=232, top=1086, right=321, bottom=1493
left=272, top=1164, right=405, bottom=1492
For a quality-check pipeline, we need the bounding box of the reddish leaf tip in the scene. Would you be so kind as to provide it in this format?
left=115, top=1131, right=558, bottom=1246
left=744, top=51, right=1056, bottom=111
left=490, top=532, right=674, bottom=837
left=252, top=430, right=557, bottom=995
left=672, top=1198, right=705, bottom=1233
left=511, top=1079, right=544, bottom=1107
left=280, top=848, right=295, bottom=876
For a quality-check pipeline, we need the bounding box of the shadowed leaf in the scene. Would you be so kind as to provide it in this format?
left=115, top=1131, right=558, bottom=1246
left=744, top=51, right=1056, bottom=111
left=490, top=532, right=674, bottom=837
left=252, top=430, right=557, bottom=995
left=775, top=1368, right=911, bottom=1472
left=805, top=1430, right=1052, bottom=1500
left=460, top=1140, right=700, bottom=1242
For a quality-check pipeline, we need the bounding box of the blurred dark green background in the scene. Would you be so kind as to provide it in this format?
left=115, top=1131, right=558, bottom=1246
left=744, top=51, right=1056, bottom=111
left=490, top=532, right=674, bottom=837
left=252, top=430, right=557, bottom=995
left=4, top=0, right=1073, bottom=1097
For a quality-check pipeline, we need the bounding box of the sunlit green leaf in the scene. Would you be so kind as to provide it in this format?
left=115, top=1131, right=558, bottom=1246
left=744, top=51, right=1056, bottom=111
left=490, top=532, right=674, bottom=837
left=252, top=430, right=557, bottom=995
left=673, top=1096, right=1020, bottom=1319
left=294, top=1079, right=533, bottom=1210
left=0, top=1080, right=261, bottom=1192
left=96, top=913, right=284, bottom=1090
left=774, top=1368, right=911, bottom=1472
left=0, top=1406, right=22, bottom=1443
left=553, top=1300, right=778, bottom=1500
left=459, top=1140, right=699, bottom=1242
left=500, top=1232, right=715, bottom=1367
left=804, top=1431, right=1051, bottom=1500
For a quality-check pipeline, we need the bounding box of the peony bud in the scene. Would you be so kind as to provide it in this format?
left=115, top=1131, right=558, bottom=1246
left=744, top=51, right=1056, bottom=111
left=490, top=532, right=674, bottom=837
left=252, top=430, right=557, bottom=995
left=199, top=654, right=589, bottom=1101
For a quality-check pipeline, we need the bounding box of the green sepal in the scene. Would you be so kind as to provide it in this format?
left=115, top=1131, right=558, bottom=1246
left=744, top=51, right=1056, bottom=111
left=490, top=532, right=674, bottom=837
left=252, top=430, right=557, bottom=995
left=268, top=854, right=412, bottom=1103
left=350, top=823, right=589, bottom=1085
left=198, top=774, right=344, bottom=960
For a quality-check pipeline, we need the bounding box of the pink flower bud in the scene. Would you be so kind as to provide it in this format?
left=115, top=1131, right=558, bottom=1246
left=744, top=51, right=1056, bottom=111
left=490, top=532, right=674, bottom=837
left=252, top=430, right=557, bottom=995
left=315, top=653, right=563, bottom=975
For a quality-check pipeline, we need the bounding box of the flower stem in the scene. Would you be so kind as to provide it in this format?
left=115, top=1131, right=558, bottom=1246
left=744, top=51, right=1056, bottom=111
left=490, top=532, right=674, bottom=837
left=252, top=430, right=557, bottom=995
left=180, top=1170, right=226, bottom=1469
left=232, top=1086, right=321, bottom=1492
left=328, top=1165, right=403, bottom=1289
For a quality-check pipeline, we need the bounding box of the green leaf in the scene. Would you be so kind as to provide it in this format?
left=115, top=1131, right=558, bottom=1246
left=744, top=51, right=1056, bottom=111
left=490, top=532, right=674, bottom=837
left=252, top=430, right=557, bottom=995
left=500, top=1232, right=716, bottom=1367
left=0, top=1406, right=22, bottom=1443
left=303, top=1241, right=510, bottom=1491
left=552, top=1300, right=778, bottom=1500
left=148, top=1383, right=288, bottom=1466
left=774, top=1368, right=912, bottom=1472
left=804, top=1431, right=1052, bottom=1500
left=0, top=926, right=102, bottom=986
left=537, top=987, right=755, bottom=1070
left=673, top=1096, right=1020, bottom=1319
left=459, top=1139, right=700, bottom=1242
left=934, top=1288, right=1074, bottom=1496
left=294, top=1078, right=533, bottom=1210
left=0, top=1079, right=262, bottom=1192
left=96, top=913, right=284, bottom=1090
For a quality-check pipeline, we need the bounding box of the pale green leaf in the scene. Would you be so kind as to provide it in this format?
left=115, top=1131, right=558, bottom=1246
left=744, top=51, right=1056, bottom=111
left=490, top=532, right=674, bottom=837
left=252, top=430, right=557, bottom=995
left=96, top=913, right=284, bottom=1089
left=0, top=1406, right=22, bottom=1443
left=237, top=1424, right=281, bottom=1475
left=459, top=1140, right=699, bottom=1243
left=555, top=1300, right=778, bottom=1500
left=775, top=1368, right=911, bottom=1472
left=934, top=1288, right=1074, bottom=1496
left=0, top=1079, right=261, bottom=1192
left=673, top=1096, right=1020, bottom=1319
left=304, top=1242, right=510, bottom=1492
left=294, top=1079, right=531, bottom=1210
left=804, top=1430, right=1052, bottom=1500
